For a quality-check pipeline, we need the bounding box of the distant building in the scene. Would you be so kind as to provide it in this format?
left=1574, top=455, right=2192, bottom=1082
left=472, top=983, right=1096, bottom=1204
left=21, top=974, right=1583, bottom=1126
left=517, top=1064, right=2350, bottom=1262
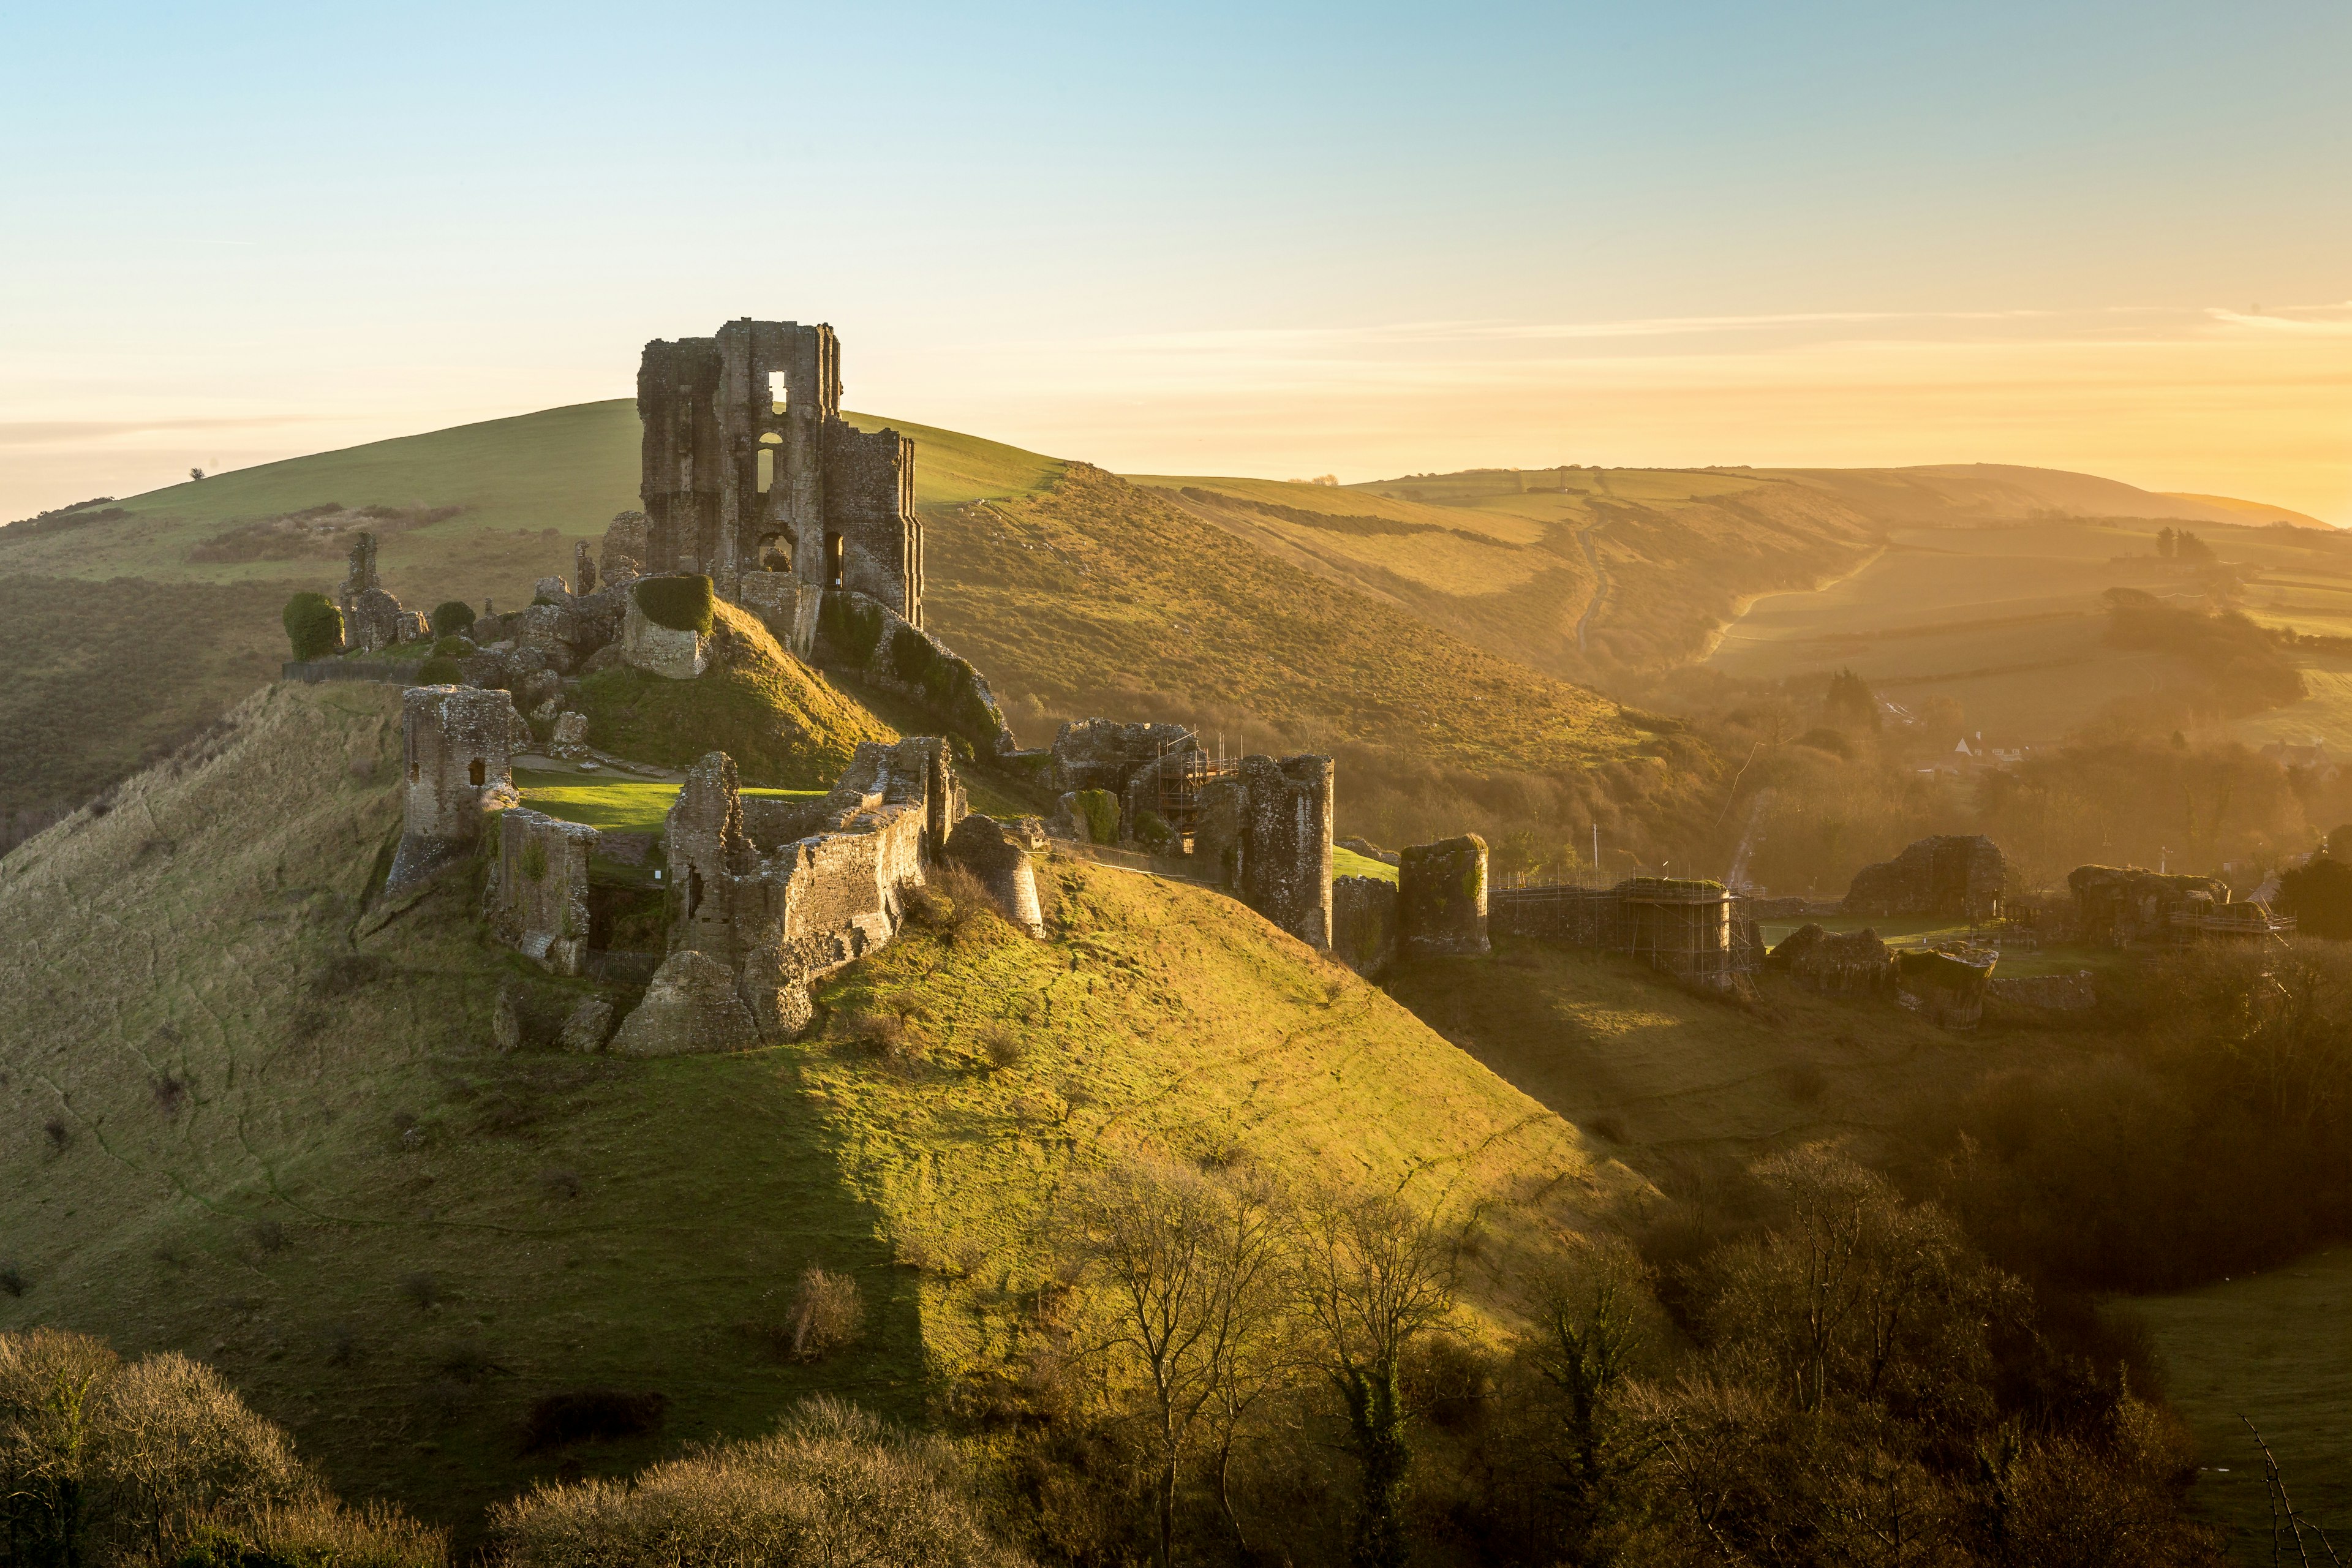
left=2260, top=737, right=2337, bottom=777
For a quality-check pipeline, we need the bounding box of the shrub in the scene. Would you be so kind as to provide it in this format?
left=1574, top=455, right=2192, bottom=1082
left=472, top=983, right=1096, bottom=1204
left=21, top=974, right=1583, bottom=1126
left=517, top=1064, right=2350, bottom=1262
left=522, top=838, right=549, bottom=882
left=785, top=1266, right=865, bottom=1361
left=398, top=1270, right=438, bottom=1311
left=280, top=593, right=342, bottom=661
left=170, top=1499, right=445, bottom=1568
left=415, top=655, right=464, bottom=684
left=491, top=1397, right=1016, bottom=1567
left=1133, top=809, right=1172, bottom=851
left=1072, top=789, right=1120, bottom=845
left=429, top=600, right=477, bottom=638
left=976, top=1022, right=1029, bottom=1072
left=519, top=1389, right=668, bottom=1454
left=0, top=1263, right=23, bottom=1297
left=432, top=635, right=470, bottom=657
left=633, top=574, right=715, bottom=635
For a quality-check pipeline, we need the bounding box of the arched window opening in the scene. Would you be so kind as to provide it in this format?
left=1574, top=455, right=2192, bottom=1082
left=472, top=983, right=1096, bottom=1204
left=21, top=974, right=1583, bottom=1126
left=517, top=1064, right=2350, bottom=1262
left=756, top=447, right=774, bottom=495
left=409, top=762, right=420, bottom=783
left=824, top=532, right=845, bottom=591
left=469, top=758, right=486, bottom=787
left=686, top=866, right=704, bottom=919
left=760, top=531, right=793, bottom=573
left=768, top=371, right=788, bottom=416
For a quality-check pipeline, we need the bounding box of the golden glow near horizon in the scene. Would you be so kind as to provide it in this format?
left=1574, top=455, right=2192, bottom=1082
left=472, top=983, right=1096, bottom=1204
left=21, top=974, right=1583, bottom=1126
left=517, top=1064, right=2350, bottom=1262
left=4, top=300, right=2345, bottom=524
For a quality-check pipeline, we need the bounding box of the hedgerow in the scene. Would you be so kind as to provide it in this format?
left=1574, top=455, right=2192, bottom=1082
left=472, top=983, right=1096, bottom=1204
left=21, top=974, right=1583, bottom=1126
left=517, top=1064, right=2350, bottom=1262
left=281, top=593, right=343, bottom=661
left=635, top=575, right=715, bottom=635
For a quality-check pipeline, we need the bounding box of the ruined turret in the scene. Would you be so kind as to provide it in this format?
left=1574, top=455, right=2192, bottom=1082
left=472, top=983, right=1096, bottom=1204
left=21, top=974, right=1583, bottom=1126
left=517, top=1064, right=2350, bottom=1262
left=388, top=685, right=522, bottom=890
left=1399, top=834, right=1490, bottom=956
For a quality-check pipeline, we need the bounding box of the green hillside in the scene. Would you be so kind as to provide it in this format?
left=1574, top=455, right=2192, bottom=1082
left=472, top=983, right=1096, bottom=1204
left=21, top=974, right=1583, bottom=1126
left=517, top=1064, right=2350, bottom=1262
left=2135, top=1246, right=2352, bottom=1558
left=0, top=680, right=1621, bottom=1540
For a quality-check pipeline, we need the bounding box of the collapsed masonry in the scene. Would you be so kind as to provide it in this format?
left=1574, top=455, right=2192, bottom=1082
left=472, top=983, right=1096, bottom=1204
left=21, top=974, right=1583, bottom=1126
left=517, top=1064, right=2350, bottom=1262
left=1842, top=835, right=2006, bottom=921
left=2064, top=864, right=2290, bottom=945
left=1764, top=921, right=1996, bottom=1029
left=336, top=532, right=428, bottom=653
left=633, top=318, right=921, bottom=655
left=1041, top=720, right=1335, bottom=950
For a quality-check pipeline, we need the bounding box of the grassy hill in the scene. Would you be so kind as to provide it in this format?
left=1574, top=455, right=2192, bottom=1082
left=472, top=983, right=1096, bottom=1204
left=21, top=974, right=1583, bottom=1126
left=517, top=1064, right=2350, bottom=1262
left=0, top=680, right=1623, bottom=1542
left=2135, top=1245, right=2352, bottom=1559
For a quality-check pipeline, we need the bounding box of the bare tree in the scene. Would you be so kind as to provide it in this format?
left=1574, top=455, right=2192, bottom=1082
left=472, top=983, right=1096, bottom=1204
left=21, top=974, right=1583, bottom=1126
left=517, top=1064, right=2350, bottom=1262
left=1528, top=1238, right=1654, bottom=1517
left=1291, top=1186, right=1456, bottom=1568
left=1065, top=1156, right=1287, bottom=1568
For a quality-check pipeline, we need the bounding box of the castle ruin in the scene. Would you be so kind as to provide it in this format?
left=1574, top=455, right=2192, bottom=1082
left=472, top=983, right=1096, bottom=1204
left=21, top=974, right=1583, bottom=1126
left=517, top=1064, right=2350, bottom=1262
left=632, top=319, right=922, bottom=656
left=388, top=685, right=522, bottom=890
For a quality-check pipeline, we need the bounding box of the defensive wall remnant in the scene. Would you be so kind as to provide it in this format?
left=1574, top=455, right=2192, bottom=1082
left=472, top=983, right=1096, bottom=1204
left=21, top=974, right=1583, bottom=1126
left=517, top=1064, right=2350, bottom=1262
left=611, top=736, right=974, bottom=1055
left=388, top=685, right=522, bottom=891
left=1196, top=753, right=1335, bottom=949
left=486, top=809, right=599, bottom=976
left=634, top=318, right=921, bottom=650
left=1398, top=834, right=1490, bottom=957
left=1332, top=876, right=1399, bottom=976
left=1491, top=875, right=1743, bottom=988
left=1842, top=834, right=2006, bottom=921
left=336, top=532, right=428, bottom=653
left=2065, top=864, right=2292, bottom=944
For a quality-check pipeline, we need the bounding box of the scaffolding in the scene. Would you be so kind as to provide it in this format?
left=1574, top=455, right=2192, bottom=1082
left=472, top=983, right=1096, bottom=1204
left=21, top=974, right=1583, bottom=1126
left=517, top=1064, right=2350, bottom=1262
left=2169, top=899, right=2296, bottom=945
left=1152, top=733, right=1239, bottom=851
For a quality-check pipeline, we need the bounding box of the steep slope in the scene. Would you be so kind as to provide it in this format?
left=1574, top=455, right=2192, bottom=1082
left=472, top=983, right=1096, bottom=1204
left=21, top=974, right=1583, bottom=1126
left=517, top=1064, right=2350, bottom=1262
left=572, top=600, right=895, bottom=788
left=921, top=464, right=1638, bottom=771
left=0, top=680, right=1619, bottom=1538
left=1139, top=466, right=1884, bottom=677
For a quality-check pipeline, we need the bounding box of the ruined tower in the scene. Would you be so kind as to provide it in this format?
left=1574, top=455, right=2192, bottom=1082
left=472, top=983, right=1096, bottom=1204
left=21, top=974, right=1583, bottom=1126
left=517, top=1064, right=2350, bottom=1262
left=635, top=319, right=922, bottom=651
left=388, top=685, right=521, bottom=890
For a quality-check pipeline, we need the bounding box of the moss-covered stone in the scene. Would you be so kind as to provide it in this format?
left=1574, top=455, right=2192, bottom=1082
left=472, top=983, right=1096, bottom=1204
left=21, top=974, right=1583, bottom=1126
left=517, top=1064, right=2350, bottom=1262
left=415, top=654, right=464, bottom=684
left=633, top=575, right=716, bottom=635
left=820, top=592, right=886, bottom=664
left=1073, top=788, right=1120, bottom=845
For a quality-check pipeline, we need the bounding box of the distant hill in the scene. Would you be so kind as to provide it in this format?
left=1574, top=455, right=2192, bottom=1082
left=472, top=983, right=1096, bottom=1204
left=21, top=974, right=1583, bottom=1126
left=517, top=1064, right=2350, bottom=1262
left=0, top=404, right=1645, bottom=832
left=0, top=680, right=1618, bottom=1539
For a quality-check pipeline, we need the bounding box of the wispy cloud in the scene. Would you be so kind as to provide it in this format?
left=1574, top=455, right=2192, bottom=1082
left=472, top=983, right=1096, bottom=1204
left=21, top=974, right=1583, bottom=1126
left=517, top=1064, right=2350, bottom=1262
left=0, top=415, right=323, bottom=447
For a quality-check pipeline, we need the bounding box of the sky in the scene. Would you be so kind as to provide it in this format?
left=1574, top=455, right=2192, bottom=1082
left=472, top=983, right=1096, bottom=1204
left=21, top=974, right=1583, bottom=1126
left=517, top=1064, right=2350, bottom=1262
left=3, top=1, right=2348, bottom=521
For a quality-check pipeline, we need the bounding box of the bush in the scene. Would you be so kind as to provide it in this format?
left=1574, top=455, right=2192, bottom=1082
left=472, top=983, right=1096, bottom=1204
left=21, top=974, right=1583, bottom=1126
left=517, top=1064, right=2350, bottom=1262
left=1132, top=809, right=1172, bottom=852
left=171, top=1500, right=445, bottom=1567
left=490, top=1396, right=1017, bottom=1567
left=281, top=593, right=342, bottom=661
left=784, top=1266, right=865, bottom=1360
left=429, top=600, right=477, bottom=638
left=415, top=655, right=464, bottom=685
left=633, top=575, right=715, bottom=635
left=432, top=635, right=470, bottom=657
left=1072, top=789, right=1120, bottom=845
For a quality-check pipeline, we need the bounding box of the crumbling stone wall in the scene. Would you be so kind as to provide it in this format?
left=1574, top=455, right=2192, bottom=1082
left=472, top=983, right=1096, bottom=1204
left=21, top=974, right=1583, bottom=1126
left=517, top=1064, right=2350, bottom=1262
left=610, top=737, right=973, bottom=1057
left=947, top=813, right=1046, bottom=937
left=336, top=532, right=426, bottom=652
left=1332, top=875, right=1400, bottom=977
left=486, top=807, right=599, bottom=976
left=619, top=579, right=710, bottom=679
left=1765, top=923, right=1895, bottom=997
left=388, top=685, right=523, bottom=890
left=635, top=318, right=922, bottom=636
left=1197, top=753, right=1333, bottom=950
left=1987, top=971, right=2097, bottom=1009
left=2067, top=865, right=2229, bottom=944
left=1052, top=719, right=1196, bottom=797
left=1843, top=835, right=2007, bottom=920
left=1398, top=835, right=1490, bottom=957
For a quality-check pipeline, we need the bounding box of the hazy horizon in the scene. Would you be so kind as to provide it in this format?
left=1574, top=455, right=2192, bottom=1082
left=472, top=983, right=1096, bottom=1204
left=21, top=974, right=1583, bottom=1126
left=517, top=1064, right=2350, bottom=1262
left=6, top=1, right=2348, bottom=521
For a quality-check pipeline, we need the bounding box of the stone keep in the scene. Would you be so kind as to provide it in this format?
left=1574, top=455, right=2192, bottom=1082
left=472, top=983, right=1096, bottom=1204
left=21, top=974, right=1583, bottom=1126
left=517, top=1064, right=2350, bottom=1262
left=1398, top=834, right=1490, bottom=956
left=636, top=318, right=922, bottom=652
left=388, top=685, right=522, bottom=889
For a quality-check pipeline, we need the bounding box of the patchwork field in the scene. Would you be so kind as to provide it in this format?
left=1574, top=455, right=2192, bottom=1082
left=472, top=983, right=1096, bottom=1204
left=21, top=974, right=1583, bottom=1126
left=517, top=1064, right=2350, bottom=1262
left=1708, top=517, right=2352, bottom=745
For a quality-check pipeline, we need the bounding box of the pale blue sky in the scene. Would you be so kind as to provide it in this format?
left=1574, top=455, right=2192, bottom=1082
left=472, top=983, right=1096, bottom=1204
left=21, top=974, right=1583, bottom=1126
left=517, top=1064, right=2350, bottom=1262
left=4, top=1, right=2348, bottom=515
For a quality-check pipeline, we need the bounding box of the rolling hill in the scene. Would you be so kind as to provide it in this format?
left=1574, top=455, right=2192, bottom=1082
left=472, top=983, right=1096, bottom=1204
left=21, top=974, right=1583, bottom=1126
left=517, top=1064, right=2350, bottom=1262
left=0, top=402, right=1643, bottom=835
left=0, top=678, right=1624, bottom=1541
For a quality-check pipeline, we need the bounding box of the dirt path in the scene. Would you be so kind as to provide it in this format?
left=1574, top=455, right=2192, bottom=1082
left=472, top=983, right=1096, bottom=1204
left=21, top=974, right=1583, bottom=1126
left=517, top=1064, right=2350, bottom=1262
left=1575, top=526, right=1611, bottom=652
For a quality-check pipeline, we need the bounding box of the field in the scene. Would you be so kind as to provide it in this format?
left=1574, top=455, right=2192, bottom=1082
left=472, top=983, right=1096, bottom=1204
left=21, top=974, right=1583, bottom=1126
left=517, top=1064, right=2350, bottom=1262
left=2135, top=1246, right=2352, bottom=1560
left=1709, top=518, right=2352, bottom=745
left=0, top=680, right=1621, bottom=1545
